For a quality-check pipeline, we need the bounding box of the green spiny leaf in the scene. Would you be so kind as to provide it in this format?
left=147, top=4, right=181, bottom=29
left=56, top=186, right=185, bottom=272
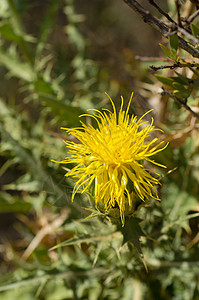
left=120, top=217, right=145, bottom=255
left=38, top=93, right=85, bottom=126
left=0, top=49, right=33, bottom=81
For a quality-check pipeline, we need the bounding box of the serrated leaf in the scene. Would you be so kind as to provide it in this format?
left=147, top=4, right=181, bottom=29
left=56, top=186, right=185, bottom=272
left=0, top=22, right=22, bottom=42
left=36, top=0, right=60, bottom=57
left=191, top=23, right=199, bottom=39
left=34, top=77, right=56, bottom=95
left=120, top=217, right=145, bottom=255
left=38, top=93, right=85, bottom=126
left=0, top=124, right=68, bottom=205
left=50, top=232, right=121, bottom=250
left=50, top=236, right=95, bottom=250
left=0, top=49, right=33, bottom=81
left=66, top=24, right=85, bottom=52
left=0, top=22, right=35, bottom=43
left=0, top=192, right=32, bottom=212
left=3, top=180, right=41, bottom=192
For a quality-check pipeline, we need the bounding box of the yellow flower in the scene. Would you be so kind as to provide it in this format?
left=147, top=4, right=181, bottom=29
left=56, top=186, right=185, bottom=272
left=58, top=93, right=167, bottom=225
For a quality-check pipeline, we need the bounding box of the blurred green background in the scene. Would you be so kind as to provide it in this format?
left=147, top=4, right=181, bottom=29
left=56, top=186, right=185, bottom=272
left=0, top=0, right=199, bottom=299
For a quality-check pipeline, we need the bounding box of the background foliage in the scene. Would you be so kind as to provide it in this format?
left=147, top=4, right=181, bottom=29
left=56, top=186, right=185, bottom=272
left=0, top=0, right=199, bottom=299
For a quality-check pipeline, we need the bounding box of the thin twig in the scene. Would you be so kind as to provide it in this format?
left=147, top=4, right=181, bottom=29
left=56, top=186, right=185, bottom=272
left=176, top=26, right=199, bottom=44
left=123, top=0, right=169, bottom=34
left=122, top=0, right=199, bottom=58
left=150, top=61, right=199, bottom=71
left=176, top=0, right=182, bottom=27
left=135, top=55, right=199, bottom=63
left=22, top=210, right=69, bottom=260
left=183, top=9, right=199, bottom=24
left=148, top=0, right=177, bottom=25
left=150, top=63, right=179, bottom=71
left=135, top=55, right=171, bottom=62
left=161, top=87, right=199, bottom=118
left=165, top=24, right=195, bottom=43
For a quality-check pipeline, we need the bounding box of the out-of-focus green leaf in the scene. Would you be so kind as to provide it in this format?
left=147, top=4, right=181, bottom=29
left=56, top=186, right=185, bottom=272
left=38, top=93, right=85, bottom=125
left=155, top=75, right=192, bottom=97
left=0, top=49, right=33, bottom=81
left=66, top=24, right=85, bottom=52
left=0, top=22, right=22, bottom=42
left=159, top=43, right=176, bottom=60
left=0, top=0, right=9, bottom=18
left=159, top=43, right=171, bottom=58
left=162, top=182, right=197, bottom=217
left=0, top=290, right=36, bottom=300
left=34, top=78, right=56, bottom=96
left=0, top=192, right=32, bottom=212
left=36, top=0, right=61, bottom=57
left=50, top=231, right=120, bottom=250
left=155, top=75, right=174, bottom=87
left=191, top=23, right=199, bottom=39
left=169, top=33, right=179, bottom=55
left=173, top=90, right=191, bottom=99
left=172, top=82, right=190, bottom=91
left=192, top=78, right=199, bottom=87
left=3, top=174, right=41, bottom=193
left=0, top=124, right=70, bottom=206
left=0, top=21, right=34, bottom=43
left=174, top=72, right=190, bottom=85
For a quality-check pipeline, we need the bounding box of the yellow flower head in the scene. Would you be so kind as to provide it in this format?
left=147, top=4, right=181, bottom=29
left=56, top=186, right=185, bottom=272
left=59, top=93, right=167, bottom=225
